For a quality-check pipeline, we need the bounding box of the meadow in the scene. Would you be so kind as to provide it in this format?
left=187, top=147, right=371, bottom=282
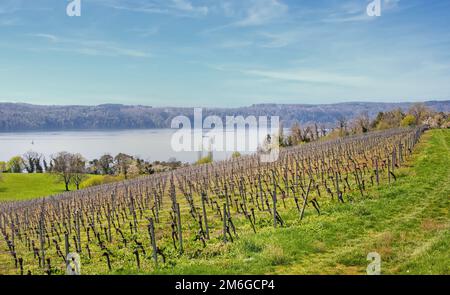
left=0, top=174, right=105, bottom=202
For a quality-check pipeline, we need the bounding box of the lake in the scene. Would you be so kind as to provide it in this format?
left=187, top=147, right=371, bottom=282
left=0, top=129, right=267, bottom=163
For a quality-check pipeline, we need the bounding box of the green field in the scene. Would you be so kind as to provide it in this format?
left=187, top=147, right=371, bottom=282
left=149, top=129, right=449, bottom=274
left=0, top=173, right=100, bottom=201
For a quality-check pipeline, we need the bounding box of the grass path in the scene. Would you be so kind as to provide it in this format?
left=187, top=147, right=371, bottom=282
left=154, top=129, right=449, bottom=274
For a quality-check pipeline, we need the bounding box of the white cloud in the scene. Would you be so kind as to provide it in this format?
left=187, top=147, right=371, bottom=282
left=202, top=0, right=289, bottom=33
left=171, top=0, right=208, bottom=16
left=31, top=33, right=59, bottom=42
left=324, top=0, right=401, bottom=23
left=97, top=0, right=209, bottom=17
left=234, top=0, right=288, bottom=27
left=30, top=34, right=151, bottom=58
left=243, top=69, right=370, bottom=87
left=259, top=31, right=298, bottom=48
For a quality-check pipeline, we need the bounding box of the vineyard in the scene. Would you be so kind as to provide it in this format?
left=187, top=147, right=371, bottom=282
left=0, top=127, right=426, bottom=275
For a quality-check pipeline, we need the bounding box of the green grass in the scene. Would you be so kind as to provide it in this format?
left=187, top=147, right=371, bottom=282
left=0, top=173, right=102, bottom=201
left=147, top=129, right=449, bottom=275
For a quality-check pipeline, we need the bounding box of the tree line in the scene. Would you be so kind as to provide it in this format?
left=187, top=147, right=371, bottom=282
left=0, top=152, right=185, bottom=191
left=276, top=103, right=449, bottom=147
left=1, top=101, right=449, bottom=132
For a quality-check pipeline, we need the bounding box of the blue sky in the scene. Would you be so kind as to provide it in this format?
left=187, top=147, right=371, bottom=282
left=0, top=0, right=449, bottom=107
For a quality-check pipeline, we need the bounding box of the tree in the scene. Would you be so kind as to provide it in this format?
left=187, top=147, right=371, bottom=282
left=22, top=151, right=41, bottom=173
left=87, top=159, right=100, bottom=175
left=408, top=103, right=430, bottom=125
left=114, top=153, right=134, bottom=179
left=7, top=156, right=24, bottom=173
left=277, top=123, right=286, bottom=147
left=71, top=154, right=87, bottom=190
left=99, top=154, right=114, bottom=175
left=337, top=115, right=348, bottom=137
left=127, top=160, right=141, bottom=178
left=354, top=111, right=370, bottom=133
left=313, top=123, right=320, bottom=141
left=35, top=156, right=44, bottom=173
left=303, top=126, right=313, bottom=142
left=373, top=109, right=404, bottom=130
left=52, top=152, right=75, bottom=191
left=43, top=158, right=49, bottom=172
left=0, top=161, right=7, bottom=172
left=401, top=114, right=416, bottom=127
left=371, top=112, right=384, bottom=129
left=289, top=122, right=302, bottom=145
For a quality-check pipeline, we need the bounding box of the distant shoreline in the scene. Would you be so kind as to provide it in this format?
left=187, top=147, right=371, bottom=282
left=1, top=100, right=449, bottom=132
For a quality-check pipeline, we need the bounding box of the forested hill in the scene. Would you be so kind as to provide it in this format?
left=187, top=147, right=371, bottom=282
left=0, top=101, right=449, bottom=132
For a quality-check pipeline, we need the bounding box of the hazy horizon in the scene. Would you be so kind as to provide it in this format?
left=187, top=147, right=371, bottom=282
left=1, top=98, right=449, bottom=109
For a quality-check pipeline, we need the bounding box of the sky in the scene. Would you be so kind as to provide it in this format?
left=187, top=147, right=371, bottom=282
left=0, top=0, right=449, bottom=107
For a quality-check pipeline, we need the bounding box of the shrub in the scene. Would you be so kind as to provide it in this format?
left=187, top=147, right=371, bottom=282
left=196, top=155, right=213, bottom=165
left=0, top=161, right=7, bottom=172
left=401, top=114, right=416, bottom=127
left=80, top=175, right=124, bottom=189
left=232, top=151, right=241, bottom=159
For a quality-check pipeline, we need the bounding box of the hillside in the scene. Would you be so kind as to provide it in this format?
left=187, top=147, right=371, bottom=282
left=1, top=127, right=448, bottom=275
left=156, top=129, right=449, bottom=274
left=0, top=101, right=449, bottom=132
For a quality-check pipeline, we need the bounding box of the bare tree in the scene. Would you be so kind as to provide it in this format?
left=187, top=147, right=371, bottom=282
left=408, top=103, right=430, bottom=125
left=336, top=115, right=348, bottom=137
left=51, top=152, right=75, bottom=191
left=290, top=122, right=303, bottom=145
left=320, top=124, right=327, bottom=137
left=114, top=153, right=134, bottom=179
left=71, top=154, right=87, bottom=190
left=22, top=151, right=42, bottom=173
left=353, top=111, right=370, bottom=134
left=314, top=123, right=320, bottom=140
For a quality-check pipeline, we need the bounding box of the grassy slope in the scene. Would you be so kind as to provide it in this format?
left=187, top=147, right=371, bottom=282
left=0, top=173, right=98, bottom=201
left=151, top=129, right=449, bottom=275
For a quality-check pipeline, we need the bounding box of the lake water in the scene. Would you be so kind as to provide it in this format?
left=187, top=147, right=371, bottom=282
left=0, top=129, right=266, bottom=163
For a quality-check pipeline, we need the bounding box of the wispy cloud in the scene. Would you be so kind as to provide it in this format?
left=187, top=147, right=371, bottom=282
left=171, top=0, right=208, bottom=16
left=216, top=30, right=298, bottom=49
left=31, top=33, right=59, bottom=42
left=233, top=0, right=288, bottom=27
left=324, top=0, right=402, bottom=23
left=258, top=31, right=298, bottom=48
left=203, top=0, right=288, bottom=33
left=243, top=68, right=370, bottom=87
left=129, top=27, right=160, bottom=38
left=96, top=0, right=209, bottom=17
left=30, top=34, right=151, bottom=58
